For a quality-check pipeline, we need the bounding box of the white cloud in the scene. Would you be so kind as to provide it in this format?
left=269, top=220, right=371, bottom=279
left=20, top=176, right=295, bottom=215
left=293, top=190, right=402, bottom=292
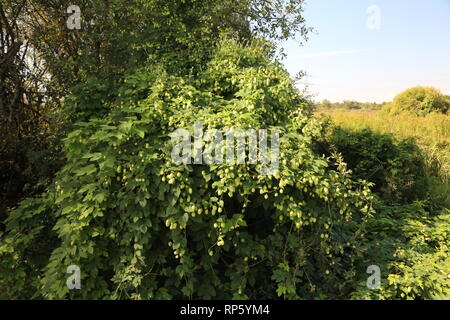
left=294, top=49, right=369, bottom=59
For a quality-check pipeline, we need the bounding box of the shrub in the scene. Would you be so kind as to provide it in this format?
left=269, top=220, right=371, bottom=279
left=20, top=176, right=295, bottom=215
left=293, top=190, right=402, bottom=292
left=0, top=39, right=375, bottom=299
left=0, top=195, right=58, bottom=299
left=351, top=203, right=450, bottom=300
left=384, top=86, right=449, bottom=116
left=0, top=113, right=65, bottom=230
left=322, top=126, right=428, bottom=203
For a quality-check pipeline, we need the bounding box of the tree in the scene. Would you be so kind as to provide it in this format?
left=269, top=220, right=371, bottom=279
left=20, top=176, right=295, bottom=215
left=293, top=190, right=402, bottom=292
left=342, top=100, right=361, bottom=110
left=384, top=86, right=450, bottom=115
left=0, top=0, right=63, bottom=224
left=321, top=99, right=332, bottom=108
left=0, top=0, right=311, bottom=216
left=17, top=0, right=310, bottom=121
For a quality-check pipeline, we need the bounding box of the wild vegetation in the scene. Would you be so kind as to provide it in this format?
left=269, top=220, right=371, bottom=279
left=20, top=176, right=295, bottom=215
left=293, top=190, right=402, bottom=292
left=316, top=97, right=450, bottom=300
left=317, top=100, right=384, bottom=112
left=383, top=87, right=450, bottom=116
left=0, top=0, right=448, bottom=300
left=317, top=110, right=450, bottom=183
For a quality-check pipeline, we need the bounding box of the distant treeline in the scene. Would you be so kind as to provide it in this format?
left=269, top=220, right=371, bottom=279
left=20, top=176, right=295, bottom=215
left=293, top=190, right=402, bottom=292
left=316, top=87, right=450, bottom=115
left=315, top=99, right=385, bottom=111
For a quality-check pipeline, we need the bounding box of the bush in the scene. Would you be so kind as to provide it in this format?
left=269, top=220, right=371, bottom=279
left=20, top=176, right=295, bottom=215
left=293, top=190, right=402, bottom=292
left=322, top=126, right=428, bottom=203
left=383, top=87, right=449, bottom=116
left=351, top=203, right=450, bottom=300
left=0, top=39, right=375, bottom=299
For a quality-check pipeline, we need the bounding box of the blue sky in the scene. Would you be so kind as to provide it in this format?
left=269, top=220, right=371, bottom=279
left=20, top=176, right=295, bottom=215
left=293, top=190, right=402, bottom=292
left=282, top=0, right=450, bottom=103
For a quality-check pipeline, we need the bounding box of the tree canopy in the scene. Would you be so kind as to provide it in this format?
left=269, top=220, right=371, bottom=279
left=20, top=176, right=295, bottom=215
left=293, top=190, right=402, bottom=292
left=384, top=86, right=450, bottom=115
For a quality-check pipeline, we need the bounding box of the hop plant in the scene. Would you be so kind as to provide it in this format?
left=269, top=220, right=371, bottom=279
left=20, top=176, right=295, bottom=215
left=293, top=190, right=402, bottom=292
left=1, top=39, right=375, bottom=300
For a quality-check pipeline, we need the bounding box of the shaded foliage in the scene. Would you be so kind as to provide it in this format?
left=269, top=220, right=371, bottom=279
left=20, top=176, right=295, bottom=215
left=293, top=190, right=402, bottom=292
left=321, top=126, right=428, bottom=203
left=0, top=1, right=64, bottom=225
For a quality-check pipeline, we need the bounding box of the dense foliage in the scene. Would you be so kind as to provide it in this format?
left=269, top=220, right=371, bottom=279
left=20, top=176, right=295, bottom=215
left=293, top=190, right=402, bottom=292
left=322, top=127, right=428, bottom=203
left=1, top=39, right=377, bottom=299
left=316, top=110, right=450, bottom=300
left=383, top=86, right=450, bottom=116
left=1, top=0, right=449, bottom=301
left=0, top=0, right=310, bottom=220
left=352, top=202, right=449, bottom=300
left=23, top=0, right=311, bottom=121
left=0, top=1, right=64, bottom=226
